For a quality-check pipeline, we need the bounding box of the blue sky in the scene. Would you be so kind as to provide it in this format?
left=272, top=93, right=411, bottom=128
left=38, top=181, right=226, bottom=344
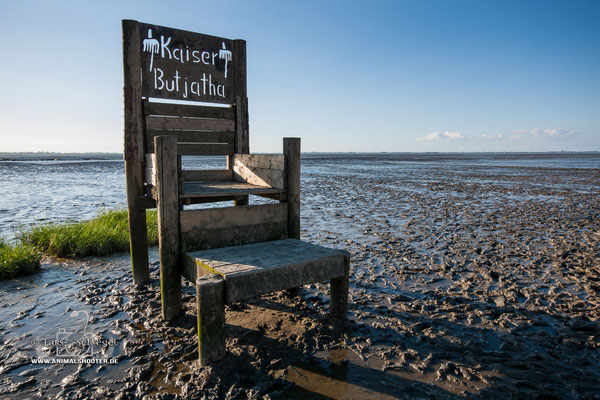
left=0, top=0, right=598, bottom=153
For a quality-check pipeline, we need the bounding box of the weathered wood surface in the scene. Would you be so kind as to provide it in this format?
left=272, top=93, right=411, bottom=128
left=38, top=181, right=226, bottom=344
left=155, top=135, right=181, bottom=320
left=175, top=143, right=234, bottom=156
left=146, top=131, right=234, bottom=152
left=283, top=138, right=301, bottom=239
left=181, top=181, right=281, bottom=198
left=145, top=152, right=156, bottom=164
left=183, top=239, right=347, bottom=303
left=144, top=153, right=156, bottom=186
left=181, top=195, right=247, bottom=205
left=234, top=97, right=249, bottom=154
left=136, top=195, right=156, bottom=209
left=233, top=154, right=285, bottom=189
left=233, top=154, right=284, bottom=170
left=146, top=116, right=235, bottom=132
left=144, top=183, right=157, bottom=200
left=145, top=101, right=234, bottom=119
left=148, top=130, right=234, bottom=143
left=196, top=274, right=225, bottom=365
left=145, top=166, right=155, bottom=186
left=123, top=20, right=149, bottom=283
left=233, top=165, right=284, bottom=188
left=330, top=254, right=350, bottom=319
left=182, top=169, right=232, bottom=182
left=230, top=41, right=248, bottom=204
left=232, top=40, right=248, bottom=154
left=180, top=204, right=287, bottom=251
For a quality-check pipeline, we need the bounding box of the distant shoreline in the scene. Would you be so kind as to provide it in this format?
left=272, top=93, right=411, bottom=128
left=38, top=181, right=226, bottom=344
left=0, top=153, right=123, bottom=162
left=1, top=151, right=599, bottom=162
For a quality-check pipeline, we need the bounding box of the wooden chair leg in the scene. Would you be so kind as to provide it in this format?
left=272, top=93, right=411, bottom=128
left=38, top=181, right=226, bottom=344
left=127, top=206, right=150, bottom=283
left=155, top=135, right=181, bottom=321
left=196, top=274, right=226, bottom=365
left=330, top=254, right=350, bottom=319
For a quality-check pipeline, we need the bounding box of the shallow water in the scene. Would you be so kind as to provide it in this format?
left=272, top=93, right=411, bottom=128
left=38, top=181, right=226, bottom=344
left=1, top=152, right=599, bottom=399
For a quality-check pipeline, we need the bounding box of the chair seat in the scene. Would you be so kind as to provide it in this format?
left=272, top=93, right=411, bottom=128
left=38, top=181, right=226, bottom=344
left=182, top=180, right=282, bottom=200
left=183, top=239, right=348, bottom=303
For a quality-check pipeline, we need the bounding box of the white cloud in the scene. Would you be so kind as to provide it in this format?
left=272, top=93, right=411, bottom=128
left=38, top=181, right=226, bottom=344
left=510, top=128, right=576, bottom=139
left=416, top=128, right=577, bottom=143
left=478, top=133, right=505, bottom=140
left=416, top=131, right=466, bottom=142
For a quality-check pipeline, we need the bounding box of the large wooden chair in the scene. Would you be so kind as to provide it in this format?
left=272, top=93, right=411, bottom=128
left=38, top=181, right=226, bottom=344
left=122, top=20, right=349, bottom=364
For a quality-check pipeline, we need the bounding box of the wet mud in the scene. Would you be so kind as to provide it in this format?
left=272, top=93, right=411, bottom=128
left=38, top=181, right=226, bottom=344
left=1, top=157, right=600, bottom=399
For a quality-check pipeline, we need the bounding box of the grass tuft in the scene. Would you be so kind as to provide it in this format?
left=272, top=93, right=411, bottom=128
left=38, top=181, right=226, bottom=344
left=0, top=238, right=41, bottom=280
left=18, top=209, right=158, bottom=259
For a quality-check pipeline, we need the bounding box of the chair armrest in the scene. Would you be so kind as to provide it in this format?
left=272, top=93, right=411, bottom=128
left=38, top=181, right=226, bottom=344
left=232, top=154, right=285, bottom=189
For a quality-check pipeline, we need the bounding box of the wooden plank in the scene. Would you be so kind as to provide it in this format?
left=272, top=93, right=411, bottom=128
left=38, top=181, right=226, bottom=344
left=181, top=203, right=286, bottom=232
left=144, top=183, right=157, bottom=200
left=254, top=193, right=281, bottom=200
left=183, top=239, right=347, bottom=303
left=177, top=143, right=233, bottom=156
left=182, top=181, right=281, bottom=198
left=145, top=153, right=156, bottom=167
left=181, top=221, right=287, bottom=252
left=283, top=138, right=301, bottom=239
left=145, top=166, right=156, bottom=186
left=180, top=204, right=287, bottom=251
left=146, top=116, right=235, bottom=131
left=233, top=154, right=285, bottom=188
left=232, top=41, right=247, bottom=99
left=232, top=40, right=249, bottom=153
left=330, top=254, right=350, bottom=319
left=136, top=195, right=156, bottom=209
left=177, top=154, right=183, bottom=197
left=123, top=19, right=150, bottom=283
left=196, top=274, right=226, bottom=365
left=233, top=154, right=284, bottom=170
left=182, top=169, right=232, bottom=182
left=181, top=195, right=245, bottom=205
left=144, top=153, right=156, bottom=185
left=233, top=165, right=284, bottom=189
left=155, top=135, right=182, bottom=320
left=231, top=40, right=248, bottom=204
left=145, top=101, right=234, bottom=119
left=147, top=130, right=234, bottom=144
left=146, top=131, right=233, bottom=153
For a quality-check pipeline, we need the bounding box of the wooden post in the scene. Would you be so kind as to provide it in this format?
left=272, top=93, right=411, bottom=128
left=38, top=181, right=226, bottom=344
left=330, top=254, right=350, bottom=319
left=196, top=274, right=226, bottom=365
left=155, top=135, right=181, bottom=321
left=283, top=138, right=301, bottom=239
left=122, top=19, right=149, bottom=284
left=232, top=40, right=249, bottom=154
left=232, top=40, right=249, bottom=207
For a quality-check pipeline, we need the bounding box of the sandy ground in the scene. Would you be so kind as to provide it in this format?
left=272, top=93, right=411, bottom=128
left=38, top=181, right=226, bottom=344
left=1, top=159, right=599, bottom=399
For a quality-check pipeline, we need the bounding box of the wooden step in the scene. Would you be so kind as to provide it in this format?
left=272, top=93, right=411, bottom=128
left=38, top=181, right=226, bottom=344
left=183, top=239, right=349, bottom=303
left=181, top=180, right=282, bottom=199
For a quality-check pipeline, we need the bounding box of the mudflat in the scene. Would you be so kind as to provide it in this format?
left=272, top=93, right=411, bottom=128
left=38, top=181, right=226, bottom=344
left=0, top=155, right=598, bottom=399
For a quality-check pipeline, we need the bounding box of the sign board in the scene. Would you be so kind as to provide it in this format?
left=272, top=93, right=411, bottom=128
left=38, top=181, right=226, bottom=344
left=139, top=22, right=234, bottom=104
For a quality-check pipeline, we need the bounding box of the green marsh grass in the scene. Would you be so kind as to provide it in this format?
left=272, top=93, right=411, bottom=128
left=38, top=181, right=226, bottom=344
left=19, top=209, right=158, bottom=259
left=0, top=238, right=41, bottom=279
